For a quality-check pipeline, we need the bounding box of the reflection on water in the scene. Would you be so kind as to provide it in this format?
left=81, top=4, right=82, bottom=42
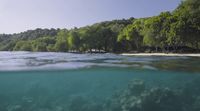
left=0, top=51, right=199, bottom=72
left=0, top=52, right=200, bottom=111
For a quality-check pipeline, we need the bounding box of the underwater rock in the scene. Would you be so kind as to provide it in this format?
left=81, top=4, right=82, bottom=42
left=106, top=79, right=184, bottom=111
left=103, top=80, right=145, bottom=111
left=22, top=96, right=33, bottom=103
left=140, top=88, right=183, bottom=111
left=120, top=96, right=141, bottom=111
left=7, top=105, right=22, bottom=111
left=119, top=80, right=145, bottom=111
left=127, top=79, right=145, bottom=96
left=4, top=77, right=200, bottom=111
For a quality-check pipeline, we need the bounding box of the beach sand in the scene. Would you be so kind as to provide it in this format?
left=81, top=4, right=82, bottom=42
left=121, top=53, right=200, bottom=57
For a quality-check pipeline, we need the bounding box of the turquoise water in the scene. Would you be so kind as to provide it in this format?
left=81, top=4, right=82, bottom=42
left=0, top=52, right=200, bottom=111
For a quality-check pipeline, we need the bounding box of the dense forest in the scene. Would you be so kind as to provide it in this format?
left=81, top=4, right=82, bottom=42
left=0, top=0, right=199, bottom=53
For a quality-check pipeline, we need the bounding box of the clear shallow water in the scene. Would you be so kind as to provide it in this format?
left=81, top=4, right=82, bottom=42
left=0, top=52, right=200, bottom=111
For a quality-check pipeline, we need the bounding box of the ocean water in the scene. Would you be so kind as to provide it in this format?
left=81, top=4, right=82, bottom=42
left=0, top=52, right=200, bottom=111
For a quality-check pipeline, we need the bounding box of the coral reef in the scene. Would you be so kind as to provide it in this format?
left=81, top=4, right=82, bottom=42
left=105, top=79, right=200, bottom=111
left=1, top=78, right=200, bottom=111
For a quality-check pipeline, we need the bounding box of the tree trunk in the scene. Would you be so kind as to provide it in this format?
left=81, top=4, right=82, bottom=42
left=195, top=41, right=199, bottom=50
left=156, top=46, right=158, bottom=52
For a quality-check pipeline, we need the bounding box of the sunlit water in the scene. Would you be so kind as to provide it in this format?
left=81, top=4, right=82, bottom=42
left=0, top=51, right=200, bottom=111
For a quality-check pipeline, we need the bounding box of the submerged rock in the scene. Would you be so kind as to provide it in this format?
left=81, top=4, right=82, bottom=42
left=140, top=88, right=183, bottom=111
left=7, top=105, right=22, bottom=111
left=3, top=77, right=200, bottom=111
left=106, top=79, right=184, bottom=111
left=127, top=79, right=145, bottom=96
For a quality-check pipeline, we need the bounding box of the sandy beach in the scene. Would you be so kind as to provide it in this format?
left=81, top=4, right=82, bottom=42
left=121, top=53, right=200, bottom=57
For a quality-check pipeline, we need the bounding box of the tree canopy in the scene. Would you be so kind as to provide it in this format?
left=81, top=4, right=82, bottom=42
left=0, top=0, right=199, bottom=53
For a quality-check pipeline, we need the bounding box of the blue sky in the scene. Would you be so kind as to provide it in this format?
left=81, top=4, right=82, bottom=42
left=0, top=0, right=181, bottom=34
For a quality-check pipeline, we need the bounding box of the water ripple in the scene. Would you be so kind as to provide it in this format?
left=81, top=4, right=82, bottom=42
left=0, top=51, right=197, bottom=71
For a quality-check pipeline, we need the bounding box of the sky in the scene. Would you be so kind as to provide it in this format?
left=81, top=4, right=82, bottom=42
left=0, top=0, right=182, bottom=34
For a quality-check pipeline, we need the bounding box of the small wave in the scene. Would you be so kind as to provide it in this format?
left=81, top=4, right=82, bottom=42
left=0, top=52, right=196, bottom=71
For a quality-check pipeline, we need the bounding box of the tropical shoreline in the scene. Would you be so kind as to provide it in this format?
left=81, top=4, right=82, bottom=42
left=1, top=51, right=200, bottom=57
left=121, top=53, right=200, bottom=57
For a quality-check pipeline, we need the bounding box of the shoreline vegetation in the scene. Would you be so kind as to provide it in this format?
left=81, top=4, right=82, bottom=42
left=2, top=51, right=200, bottom=57
left=0, top=0, right=200, bottom=54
